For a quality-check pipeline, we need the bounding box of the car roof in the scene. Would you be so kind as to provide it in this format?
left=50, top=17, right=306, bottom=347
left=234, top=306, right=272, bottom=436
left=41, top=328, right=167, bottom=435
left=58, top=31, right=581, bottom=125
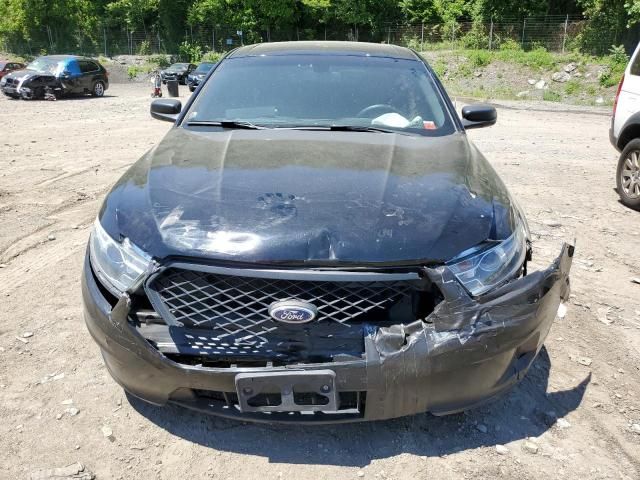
left=35, top=55, right=96, bottom=62
left=228, top=41, right=418, bottom=60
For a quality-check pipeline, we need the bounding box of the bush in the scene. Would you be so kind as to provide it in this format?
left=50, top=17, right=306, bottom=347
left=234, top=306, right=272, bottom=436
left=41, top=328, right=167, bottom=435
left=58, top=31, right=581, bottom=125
left=148, top=54, right=170, bottom=68
left=179, top=40, right=202, bottom=63
left=608, top=44, right=628, bottom=65
left=201, top=51, right=223, bottom=63
left=597, top=44, right=628, bottom=88
left=137, top=39, right=151, bottom=55
left=127, top=65, right=141, bottom=80
left=404, top=36, right=423, bottom=51
left=499, top=38, right=521, bottom=51
left=467, top=50, right=492, bottom=68
left=461, top=23, right=488, bottom=49
left=564, top=79, right=581, bottom=95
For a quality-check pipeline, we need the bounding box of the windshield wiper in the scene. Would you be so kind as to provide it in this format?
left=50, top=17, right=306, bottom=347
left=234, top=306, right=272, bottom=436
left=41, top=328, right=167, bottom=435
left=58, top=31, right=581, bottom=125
left=185, top=120, right=266, bottom=130
left=328, top=125, right=398, bottom=134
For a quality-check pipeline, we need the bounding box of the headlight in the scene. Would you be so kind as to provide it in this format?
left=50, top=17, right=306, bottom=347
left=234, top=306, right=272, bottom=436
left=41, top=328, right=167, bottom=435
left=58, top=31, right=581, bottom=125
left=448, top=225, right=527, bottom=296
left=89, top=219, right=152, bottom=296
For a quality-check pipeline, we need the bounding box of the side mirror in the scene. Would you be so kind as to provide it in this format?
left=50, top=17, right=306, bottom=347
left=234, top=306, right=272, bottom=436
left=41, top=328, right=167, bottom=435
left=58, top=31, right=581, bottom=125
left=151, top=99, right=181, bottom=122
left=461, top=104, right=497, bottom=129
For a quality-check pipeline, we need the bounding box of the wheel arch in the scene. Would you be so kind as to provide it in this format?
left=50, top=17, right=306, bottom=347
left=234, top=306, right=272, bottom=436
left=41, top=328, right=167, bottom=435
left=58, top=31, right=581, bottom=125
left=617, top=112, right=640, bottom=150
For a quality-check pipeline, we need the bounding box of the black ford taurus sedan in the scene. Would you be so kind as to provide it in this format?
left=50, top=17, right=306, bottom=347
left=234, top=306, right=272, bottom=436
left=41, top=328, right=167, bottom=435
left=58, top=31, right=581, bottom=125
left=82, top=41, right=573, bottom=423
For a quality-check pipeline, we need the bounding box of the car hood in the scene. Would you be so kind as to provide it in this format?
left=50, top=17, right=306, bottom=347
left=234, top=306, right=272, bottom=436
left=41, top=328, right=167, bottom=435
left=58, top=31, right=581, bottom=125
left=99, top=128, right=518, bottom=265
left=5, top=69, right=51, bottom=81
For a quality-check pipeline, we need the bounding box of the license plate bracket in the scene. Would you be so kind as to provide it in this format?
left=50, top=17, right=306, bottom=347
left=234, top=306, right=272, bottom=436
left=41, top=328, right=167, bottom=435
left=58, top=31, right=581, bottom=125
left=235, top=370, right=338, bottom=413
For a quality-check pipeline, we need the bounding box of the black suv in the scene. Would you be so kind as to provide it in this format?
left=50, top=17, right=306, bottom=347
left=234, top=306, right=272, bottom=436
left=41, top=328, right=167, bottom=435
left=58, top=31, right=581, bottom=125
left=82, top=42, right=573, bottom=423
left=1, top=55, right=108, bottom=99
left=160, top=63, right=196, bottom=85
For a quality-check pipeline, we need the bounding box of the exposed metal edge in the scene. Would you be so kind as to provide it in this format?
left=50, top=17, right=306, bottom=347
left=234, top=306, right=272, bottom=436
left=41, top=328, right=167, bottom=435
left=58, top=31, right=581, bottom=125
left=150, top=262, right=422, bottom=282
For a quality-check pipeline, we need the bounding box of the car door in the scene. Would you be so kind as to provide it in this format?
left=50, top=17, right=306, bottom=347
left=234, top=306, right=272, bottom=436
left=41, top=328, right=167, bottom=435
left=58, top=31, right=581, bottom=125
left=78, top=60, right=100, bottom=91
left=60, top=59, right=83, bottom=93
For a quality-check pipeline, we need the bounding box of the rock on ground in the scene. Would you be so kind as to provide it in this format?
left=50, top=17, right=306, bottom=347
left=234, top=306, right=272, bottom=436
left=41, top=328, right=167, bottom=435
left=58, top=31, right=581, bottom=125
left=30, top=462, right=94, bottom=480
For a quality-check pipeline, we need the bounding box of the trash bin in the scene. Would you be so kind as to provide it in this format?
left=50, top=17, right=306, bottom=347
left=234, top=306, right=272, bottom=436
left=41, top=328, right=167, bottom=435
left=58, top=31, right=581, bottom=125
left=167, top=79, right=179, bottom=98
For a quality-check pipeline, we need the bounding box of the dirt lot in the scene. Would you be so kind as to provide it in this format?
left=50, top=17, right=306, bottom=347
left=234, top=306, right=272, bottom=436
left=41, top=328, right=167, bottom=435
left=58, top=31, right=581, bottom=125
left=0, top=83, right=639, bottom=480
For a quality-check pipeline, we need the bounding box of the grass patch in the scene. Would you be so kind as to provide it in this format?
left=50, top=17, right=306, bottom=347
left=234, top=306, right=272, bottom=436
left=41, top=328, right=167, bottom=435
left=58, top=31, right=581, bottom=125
left=432, top=58, right=447, bottom=77
left=467, top=50, right=492, bottom=68
left=564, top=79, right=582, bottom=95
left=494, top=47, right=556, bottom=70
left=543, top=90, right=562, bottom=102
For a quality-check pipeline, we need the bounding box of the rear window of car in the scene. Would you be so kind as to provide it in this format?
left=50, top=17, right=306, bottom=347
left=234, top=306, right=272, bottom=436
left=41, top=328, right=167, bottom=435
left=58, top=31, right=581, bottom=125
left=79, top=60, right=99, bottom=73
left=195, top=63, right=215, bottom=73
left=631, top=51, right=640, bottom=76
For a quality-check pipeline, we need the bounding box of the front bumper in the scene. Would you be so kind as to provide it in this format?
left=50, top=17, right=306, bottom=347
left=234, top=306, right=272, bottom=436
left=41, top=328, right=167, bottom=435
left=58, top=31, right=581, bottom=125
left=610, top=119, right=619, bottom=151
left=82, top=244, right=573, bottom=423
left=1, top=85, right=21, bottom=98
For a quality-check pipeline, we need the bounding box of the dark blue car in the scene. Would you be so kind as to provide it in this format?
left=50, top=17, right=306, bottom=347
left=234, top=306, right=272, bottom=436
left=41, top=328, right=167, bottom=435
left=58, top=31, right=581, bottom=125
left=187, top=62, right=216, bottom=92
left=0, top=55, right=109, bottom=99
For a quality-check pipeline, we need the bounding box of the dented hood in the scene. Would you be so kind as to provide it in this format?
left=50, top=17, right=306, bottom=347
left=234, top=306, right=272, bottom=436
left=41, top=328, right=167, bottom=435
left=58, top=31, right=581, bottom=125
left=99, top=128, right=517, bottom=265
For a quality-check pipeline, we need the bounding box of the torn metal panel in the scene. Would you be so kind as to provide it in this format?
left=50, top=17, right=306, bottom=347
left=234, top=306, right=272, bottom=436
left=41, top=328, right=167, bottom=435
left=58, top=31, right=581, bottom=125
left=364, top=243, right=573, bottom=420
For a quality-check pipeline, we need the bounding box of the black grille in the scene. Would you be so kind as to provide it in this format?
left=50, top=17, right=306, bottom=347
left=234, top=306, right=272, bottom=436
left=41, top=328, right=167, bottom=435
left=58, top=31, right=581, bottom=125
left=146, top=267, right=418, bottom=343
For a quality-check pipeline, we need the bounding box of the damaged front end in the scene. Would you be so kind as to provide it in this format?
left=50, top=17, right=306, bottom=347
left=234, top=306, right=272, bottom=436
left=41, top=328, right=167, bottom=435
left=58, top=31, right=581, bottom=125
left=82, top=237, right=573, bottom=423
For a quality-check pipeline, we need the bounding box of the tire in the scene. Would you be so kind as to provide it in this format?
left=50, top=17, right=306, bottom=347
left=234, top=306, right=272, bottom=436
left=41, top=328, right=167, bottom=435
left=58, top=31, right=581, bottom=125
left=616, top=138, right=640, bottom=210
left=92, top=81, right=105, bottom=97
left=189, top=86, right=195, bottom=92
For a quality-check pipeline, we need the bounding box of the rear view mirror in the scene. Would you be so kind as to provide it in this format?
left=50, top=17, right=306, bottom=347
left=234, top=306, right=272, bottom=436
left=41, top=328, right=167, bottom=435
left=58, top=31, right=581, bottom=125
left=151, top=99, right=181, bottom=122
left=461, top=104, right=497, bottom=129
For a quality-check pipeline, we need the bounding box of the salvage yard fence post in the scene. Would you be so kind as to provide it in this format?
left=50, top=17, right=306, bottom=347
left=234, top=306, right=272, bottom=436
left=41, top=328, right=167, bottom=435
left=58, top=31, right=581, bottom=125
left=562, top=14, right=569, bottom=54
left=488, top=17, right=494, bottom=50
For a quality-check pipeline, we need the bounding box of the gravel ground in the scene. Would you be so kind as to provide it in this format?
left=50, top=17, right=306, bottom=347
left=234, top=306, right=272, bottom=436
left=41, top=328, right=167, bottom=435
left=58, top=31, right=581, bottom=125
left=0, top=83, right=639, bottom=480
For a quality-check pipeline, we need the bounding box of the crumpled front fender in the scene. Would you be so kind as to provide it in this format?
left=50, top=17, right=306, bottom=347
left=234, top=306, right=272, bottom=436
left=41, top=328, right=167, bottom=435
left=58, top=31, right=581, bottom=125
left=365, top=243, right=573, bottom=419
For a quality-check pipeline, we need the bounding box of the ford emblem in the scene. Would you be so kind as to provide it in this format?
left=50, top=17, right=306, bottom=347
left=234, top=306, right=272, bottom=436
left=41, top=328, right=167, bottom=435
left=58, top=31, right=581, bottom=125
left=268, top=300, right=318, bottom=324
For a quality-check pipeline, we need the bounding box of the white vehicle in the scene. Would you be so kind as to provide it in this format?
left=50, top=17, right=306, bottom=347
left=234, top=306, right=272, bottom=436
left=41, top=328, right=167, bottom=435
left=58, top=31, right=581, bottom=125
left=610, top=42, right=640, bottom=209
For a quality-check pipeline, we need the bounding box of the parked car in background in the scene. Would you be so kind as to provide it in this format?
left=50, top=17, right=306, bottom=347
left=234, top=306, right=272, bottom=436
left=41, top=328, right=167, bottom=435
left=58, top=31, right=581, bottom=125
left=160, top=63, right=196, bottom=85
left=83, top=41, right=573, bottom=423
left=610, top=42, right=640, bottom=209
left=187, top=62, right=216, bottom=92
left=0, top=61, right=25, bottom=80
left=0, top=55, right=108, bottom=100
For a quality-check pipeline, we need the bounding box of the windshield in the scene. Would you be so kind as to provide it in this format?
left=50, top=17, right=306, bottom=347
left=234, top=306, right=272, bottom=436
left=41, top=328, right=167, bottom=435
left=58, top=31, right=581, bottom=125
left=195, top=63, right=215, bottom=73
left=27, top=58, right=65, bottom=75
left=186, top=54, right=455, bottom=135
left=168, top=63, right=188, bottom=71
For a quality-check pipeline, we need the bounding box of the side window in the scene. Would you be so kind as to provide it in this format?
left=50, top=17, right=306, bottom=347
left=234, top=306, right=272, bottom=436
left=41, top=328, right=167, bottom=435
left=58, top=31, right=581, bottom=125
left=79, top=60, right=99, bottom=73
left=631, top=52, right=640, bottom=76
left=66, top=60, right=81, bottom=75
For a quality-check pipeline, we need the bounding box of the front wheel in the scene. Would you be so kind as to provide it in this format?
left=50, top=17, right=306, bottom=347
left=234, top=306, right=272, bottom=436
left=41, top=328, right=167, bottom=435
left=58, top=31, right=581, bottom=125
left=616, top=138, right=640, bottom=210
left=92, top=81, right=105, bottom=97
left=189, top=86, right=195, bottom=92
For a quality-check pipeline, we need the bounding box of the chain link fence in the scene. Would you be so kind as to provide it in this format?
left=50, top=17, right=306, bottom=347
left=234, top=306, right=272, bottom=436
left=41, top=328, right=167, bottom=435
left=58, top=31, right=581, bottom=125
left=0, top=15, right=627, bottom=59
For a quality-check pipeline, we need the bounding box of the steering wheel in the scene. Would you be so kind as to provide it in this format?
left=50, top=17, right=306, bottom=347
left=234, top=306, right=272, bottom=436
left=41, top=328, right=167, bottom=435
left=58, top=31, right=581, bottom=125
left=356, top=104, right=403, bottom=118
